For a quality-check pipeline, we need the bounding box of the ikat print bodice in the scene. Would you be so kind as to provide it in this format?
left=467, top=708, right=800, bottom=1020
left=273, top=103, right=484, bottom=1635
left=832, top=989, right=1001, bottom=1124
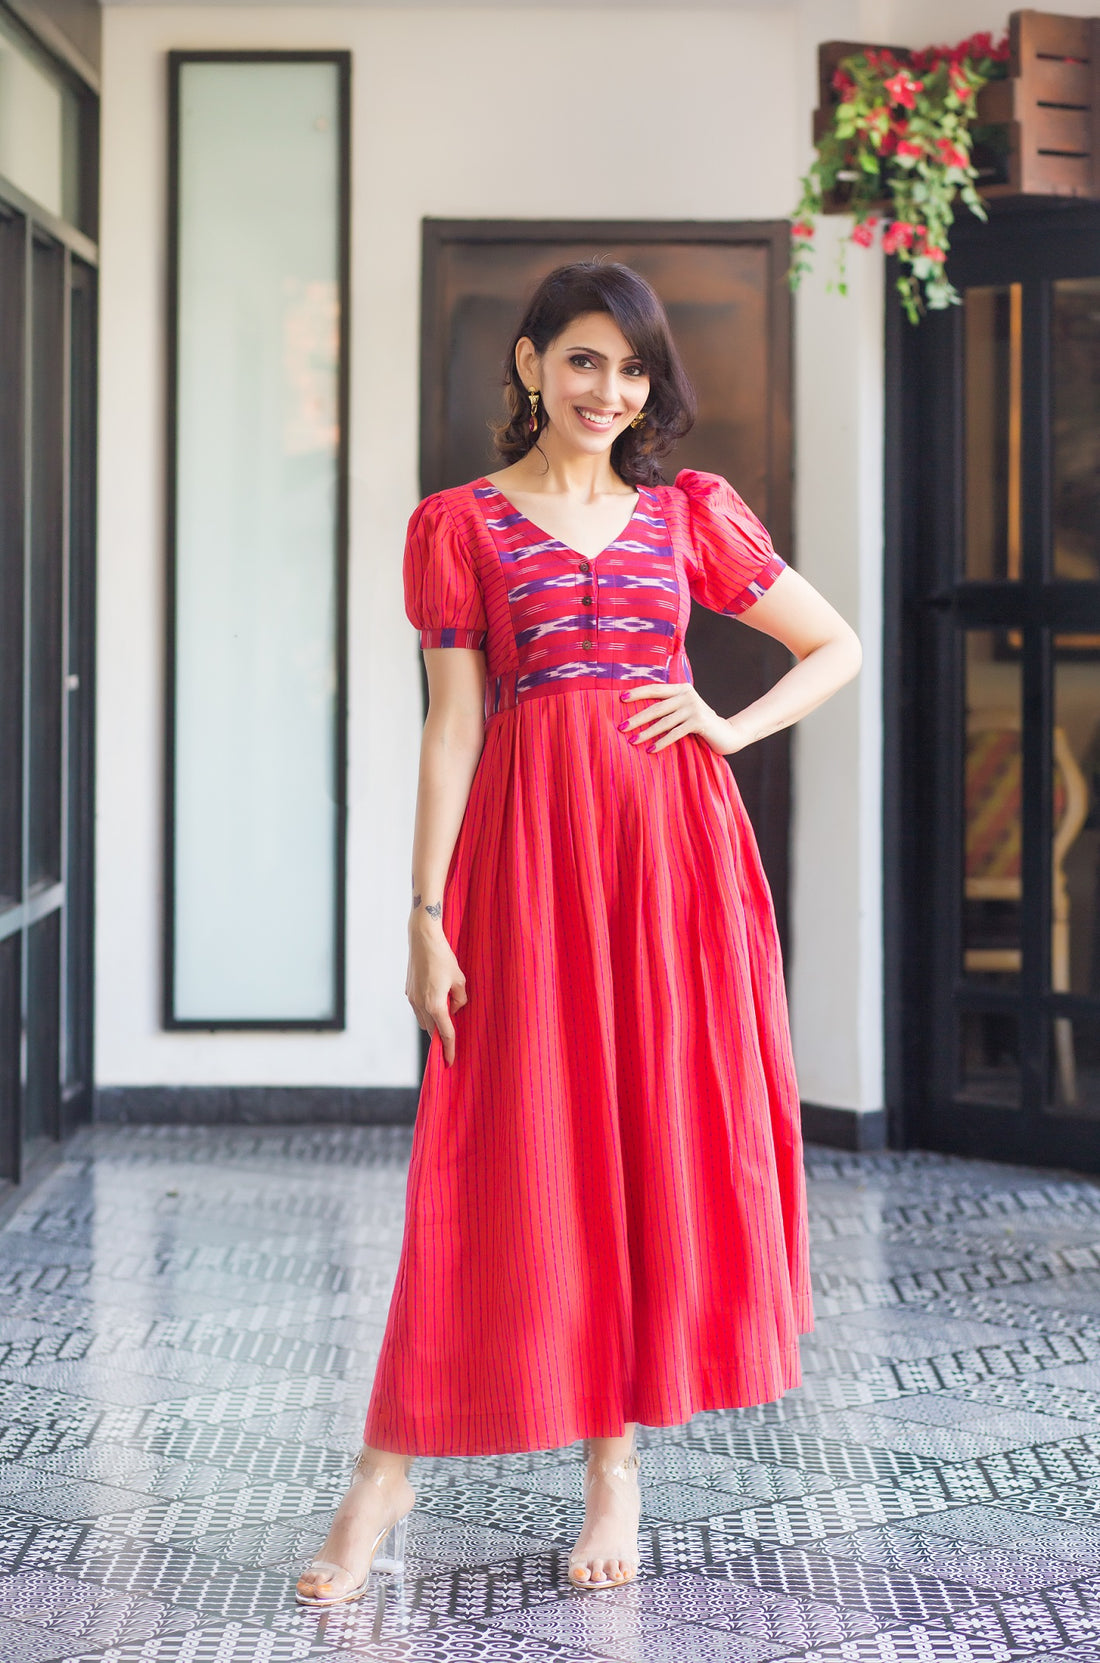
left=403, top=469, right=787, bottom=722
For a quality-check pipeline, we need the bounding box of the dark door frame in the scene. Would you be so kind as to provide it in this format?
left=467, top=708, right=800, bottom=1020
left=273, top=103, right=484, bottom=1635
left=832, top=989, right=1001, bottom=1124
left=884, top=202, right=1100, bottom=1165
left=418, top=217, right=795, bottom=1078
left=419, top=218, right=792, bottom=558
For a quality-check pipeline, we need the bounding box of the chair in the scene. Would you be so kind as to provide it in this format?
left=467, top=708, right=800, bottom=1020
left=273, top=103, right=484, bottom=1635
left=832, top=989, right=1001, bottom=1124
left=964, top=710, right=1090, bottom=1104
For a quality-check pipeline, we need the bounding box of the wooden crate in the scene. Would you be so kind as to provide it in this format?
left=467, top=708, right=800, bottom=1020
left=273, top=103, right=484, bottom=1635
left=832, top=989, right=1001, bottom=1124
left=812, top=10, right=1100, bottom=208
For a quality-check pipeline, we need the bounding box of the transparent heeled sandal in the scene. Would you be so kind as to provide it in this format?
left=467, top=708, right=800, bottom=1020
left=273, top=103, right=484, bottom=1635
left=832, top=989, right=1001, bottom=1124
left=295, top=1451, right=412, bottom=1609
left=567, top=1442, right=642, bottom=1592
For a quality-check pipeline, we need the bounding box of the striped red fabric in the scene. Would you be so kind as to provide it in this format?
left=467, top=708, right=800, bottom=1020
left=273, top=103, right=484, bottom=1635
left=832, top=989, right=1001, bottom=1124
left=364, top=470, right=811, bottom=1457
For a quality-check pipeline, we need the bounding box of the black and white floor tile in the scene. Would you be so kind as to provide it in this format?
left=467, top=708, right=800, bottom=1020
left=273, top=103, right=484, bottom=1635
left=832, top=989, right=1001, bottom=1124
left=2, top=1126, right=1100, bottom=1660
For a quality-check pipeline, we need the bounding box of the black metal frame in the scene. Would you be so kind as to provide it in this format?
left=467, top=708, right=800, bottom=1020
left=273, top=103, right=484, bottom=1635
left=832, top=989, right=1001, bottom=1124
left=885, top=202, right=1100, bottom=1170
left=0, top=135, right=98, bottom=1186
left=164, top=50, right=351, bottom=1031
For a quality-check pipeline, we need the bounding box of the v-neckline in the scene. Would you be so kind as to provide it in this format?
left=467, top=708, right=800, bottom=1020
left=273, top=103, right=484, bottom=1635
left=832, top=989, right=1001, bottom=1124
left=476, top=477, right=644, bottom=563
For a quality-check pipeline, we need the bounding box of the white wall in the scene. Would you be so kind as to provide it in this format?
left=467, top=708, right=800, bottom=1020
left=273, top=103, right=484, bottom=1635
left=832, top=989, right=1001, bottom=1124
left=788, top=215, right=884, bottom=1116
left=98, top=0, right=892, bottom=1107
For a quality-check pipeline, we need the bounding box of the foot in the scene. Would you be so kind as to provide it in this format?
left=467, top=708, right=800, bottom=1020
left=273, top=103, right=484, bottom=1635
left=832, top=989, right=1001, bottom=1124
left=568, top=1436, right=641, bottom=1590
left=296, top=1447, right=415, bottom=1604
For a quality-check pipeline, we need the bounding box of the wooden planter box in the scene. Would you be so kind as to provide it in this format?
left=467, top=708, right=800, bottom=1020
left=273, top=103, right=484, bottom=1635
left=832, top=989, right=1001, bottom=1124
left=813, top=8, right=1100, bottom=209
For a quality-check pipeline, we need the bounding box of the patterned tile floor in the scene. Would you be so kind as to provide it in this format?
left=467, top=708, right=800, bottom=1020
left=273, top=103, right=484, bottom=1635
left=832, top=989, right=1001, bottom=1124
left=1, top=1126, right=1100, bottom=1661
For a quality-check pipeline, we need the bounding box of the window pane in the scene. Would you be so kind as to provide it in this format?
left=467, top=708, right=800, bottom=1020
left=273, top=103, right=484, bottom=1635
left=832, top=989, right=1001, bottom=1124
left=1047, top=1012, right=1100, bottom=1119
left=0, top=217, right=23, bottom=909
left=171, top=60, right=343, bottom=1022
left=25, top=910, right=59, bottom=1151
left=0, top=10, right=82, bottom=224
left=0, top=933, right=18, bottom=1183
left=1053, top=658, right=1100, bottom=1000
left=964, top=285, right=1021, bottom=582
left=64, top=261, right=95, bottom=1091
left=963, top=631, right=1023, bottom=986
left=959, top=1009, right=1020, bottom=1108
left=28, top=237, right=64, bottom=890
left=1053, top=278, right=1100, bottom=584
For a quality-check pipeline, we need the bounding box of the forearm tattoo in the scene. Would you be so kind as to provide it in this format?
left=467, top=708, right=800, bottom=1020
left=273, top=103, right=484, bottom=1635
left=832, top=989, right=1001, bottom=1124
left=412, top=889, right=442, bottom=920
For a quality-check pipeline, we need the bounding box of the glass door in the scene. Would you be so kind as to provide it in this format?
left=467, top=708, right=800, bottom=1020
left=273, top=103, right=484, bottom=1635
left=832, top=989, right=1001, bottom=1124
left=0, top=212, right=97, bottom=1189
left=890, top=207, right=1100, bottom=1169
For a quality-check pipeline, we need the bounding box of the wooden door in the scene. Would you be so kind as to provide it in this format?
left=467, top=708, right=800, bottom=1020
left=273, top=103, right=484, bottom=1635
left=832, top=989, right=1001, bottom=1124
left=419, top=219, right=794, bottom=946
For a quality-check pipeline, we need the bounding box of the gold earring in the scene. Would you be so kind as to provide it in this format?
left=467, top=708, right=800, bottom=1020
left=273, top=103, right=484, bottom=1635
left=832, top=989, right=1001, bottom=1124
left=527, top=387, right=540, bottom=433
left=630, top=409, right=647, bottom=429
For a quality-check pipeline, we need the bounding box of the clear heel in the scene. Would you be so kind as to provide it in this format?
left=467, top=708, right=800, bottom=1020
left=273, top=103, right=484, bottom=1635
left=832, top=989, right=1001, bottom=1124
left=568, top=1441, right=642, bottom=1592
left=371, top=1513, right=408, bottom=1578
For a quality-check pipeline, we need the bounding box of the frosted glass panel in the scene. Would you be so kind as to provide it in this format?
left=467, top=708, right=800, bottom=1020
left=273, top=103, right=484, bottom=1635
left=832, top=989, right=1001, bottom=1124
left=171, top=59, right=345, bottom=1023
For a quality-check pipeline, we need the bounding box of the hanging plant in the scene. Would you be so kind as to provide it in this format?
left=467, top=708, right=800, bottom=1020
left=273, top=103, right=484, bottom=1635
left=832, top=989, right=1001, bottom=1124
left=790, top=31, right=1011, bottom=323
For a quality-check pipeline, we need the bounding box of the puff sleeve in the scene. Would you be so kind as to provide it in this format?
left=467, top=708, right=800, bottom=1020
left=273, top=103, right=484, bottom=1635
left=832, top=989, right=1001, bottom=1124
left=676, top=469, right=787, bottom=616
left=402, top=494, right=488, bottom=650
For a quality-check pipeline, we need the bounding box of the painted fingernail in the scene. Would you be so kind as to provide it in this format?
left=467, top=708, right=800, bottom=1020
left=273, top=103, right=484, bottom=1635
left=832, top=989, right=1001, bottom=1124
left=646, top=742, right=656, bottom=753
left=617, top=720, right=630, bottom=731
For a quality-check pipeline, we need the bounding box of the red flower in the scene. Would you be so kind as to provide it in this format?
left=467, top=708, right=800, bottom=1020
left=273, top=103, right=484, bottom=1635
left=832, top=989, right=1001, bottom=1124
left=832, top=67, right=856, bottom=97
left=936, top=137, right=969, bottom=170
left=882, top=221, right=915, bottom=254
left=851, top=221, right=877, bottom=248
left=896, top=138, right=924, bottom=162
left=914, top=229, right=947, bottom=262
left=791, top=221, right=815, bottom=240
left=902, top=30, right=1008, bottom=75
left=949, top=63, right=972, bottom=97
left=962, top=30, right=1009, bottom=63
left=884, top=70, right=923, bottom=109
left=912, top=30, right=1010, bottom=73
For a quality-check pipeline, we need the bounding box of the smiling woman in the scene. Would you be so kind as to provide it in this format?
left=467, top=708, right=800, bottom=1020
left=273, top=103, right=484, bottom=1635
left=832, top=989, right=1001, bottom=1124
left=295, top=258, right=862, bottom=1610
left=492, top=261, right=695, bottom=482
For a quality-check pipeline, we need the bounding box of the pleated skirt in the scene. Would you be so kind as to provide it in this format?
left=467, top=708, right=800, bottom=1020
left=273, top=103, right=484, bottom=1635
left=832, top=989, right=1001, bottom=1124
left=364, top=688, right=813, bottom=1457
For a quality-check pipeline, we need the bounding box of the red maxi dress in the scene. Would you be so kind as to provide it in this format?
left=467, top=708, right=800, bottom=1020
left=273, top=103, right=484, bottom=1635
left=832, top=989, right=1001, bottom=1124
left=364, top=469, right=813, bottom=1458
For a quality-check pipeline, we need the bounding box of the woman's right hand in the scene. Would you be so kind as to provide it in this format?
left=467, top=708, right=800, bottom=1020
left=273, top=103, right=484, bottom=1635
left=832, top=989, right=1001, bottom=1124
left=406, top=920, right=468, bottom=1066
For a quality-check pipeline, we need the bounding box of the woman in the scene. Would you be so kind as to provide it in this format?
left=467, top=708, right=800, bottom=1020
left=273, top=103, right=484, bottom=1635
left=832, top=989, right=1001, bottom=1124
left=296, top=260, right=861, bottom=1604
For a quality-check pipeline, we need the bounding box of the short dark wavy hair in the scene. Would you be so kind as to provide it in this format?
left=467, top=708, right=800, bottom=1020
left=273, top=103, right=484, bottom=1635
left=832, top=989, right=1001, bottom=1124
left=491, top=260, right=696, bottom=486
